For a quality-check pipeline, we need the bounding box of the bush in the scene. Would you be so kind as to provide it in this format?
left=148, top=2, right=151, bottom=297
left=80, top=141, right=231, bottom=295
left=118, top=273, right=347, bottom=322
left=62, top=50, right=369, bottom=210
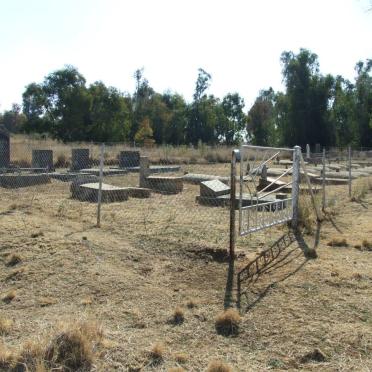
left=215, top=308, right=241, bottom=336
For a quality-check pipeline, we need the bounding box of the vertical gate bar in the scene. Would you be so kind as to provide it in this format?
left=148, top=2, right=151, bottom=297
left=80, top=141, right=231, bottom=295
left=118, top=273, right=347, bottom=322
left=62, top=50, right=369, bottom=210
left=291, top=146, right=301, bottom=229
left=230, top=150, right=238, bottom=258
left=96, top=143, right=105, bottom=228
left=239, top=147, right=243, bottom=234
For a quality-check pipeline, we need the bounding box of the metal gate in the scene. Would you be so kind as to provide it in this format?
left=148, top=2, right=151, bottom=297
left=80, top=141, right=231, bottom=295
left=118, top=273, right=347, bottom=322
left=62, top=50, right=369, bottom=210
left=238, top=145, right=301, bottom=236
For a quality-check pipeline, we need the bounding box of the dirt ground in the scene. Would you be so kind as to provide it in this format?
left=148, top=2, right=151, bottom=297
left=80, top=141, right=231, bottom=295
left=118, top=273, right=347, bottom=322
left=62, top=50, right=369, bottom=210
left=0, top=164, right=371, bottom=371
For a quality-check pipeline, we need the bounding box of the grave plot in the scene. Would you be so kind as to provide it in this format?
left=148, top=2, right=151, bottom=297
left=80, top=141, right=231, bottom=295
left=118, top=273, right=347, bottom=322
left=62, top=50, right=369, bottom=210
left=0, top=173, right=51, bottom=188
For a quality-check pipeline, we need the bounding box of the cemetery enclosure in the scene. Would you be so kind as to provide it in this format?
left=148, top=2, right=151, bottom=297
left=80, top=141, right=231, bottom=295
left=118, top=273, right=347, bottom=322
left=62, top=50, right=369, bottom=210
left=1, top=164, right=372, bottom=370
left=1, top=139, right=372, bottom=370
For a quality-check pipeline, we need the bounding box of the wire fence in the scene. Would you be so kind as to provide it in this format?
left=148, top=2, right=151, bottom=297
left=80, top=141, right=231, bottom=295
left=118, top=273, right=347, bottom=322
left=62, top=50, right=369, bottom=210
left=1, top=136, right=372, bottom=257
left=0, top=139, right=235, bottom=254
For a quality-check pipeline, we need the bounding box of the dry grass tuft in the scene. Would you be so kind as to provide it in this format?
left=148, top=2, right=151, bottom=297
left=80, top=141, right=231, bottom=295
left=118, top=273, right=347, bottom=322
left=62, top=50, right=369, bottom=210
left=6, top=267, right=25, bottom=281
left=168, top=368, right=186, bottom=372
left=0, top=343, right=17, bottom=370
left=149, top=342, right=165, bottom=362
left=174, top=352, right=188, bottom=363
left=44, top=321, right=103, bottom=371
left=5, top=253, right=22, bottom=267
left=351, top=179, right=369, bottom=202
left=327, top=238, right=348, bottom=247
left=299, top=348, right=327, bottom=363
left=172, top=307, right=185, bottom=324
left=362, top=239, right=372, bottom=251
left=19, top=339, right=46, bottom=371
left=38, top=297, right=58, bottom=307
left=186, top=298, right=198, bottom=309
left=215, top=308, right=241, bottom=336
left=31, top=231, right=44, bottom=238
left=0, top=318, right=13, bottom=335
left=207, top=360, right=233, bottom=372
left=298, top=197, right=314, bottom=234
left=81, top=296, right=93, bottom=305
left=2, top=290, right=16, bottom=303
left=45, top=329, right=93, bottom=370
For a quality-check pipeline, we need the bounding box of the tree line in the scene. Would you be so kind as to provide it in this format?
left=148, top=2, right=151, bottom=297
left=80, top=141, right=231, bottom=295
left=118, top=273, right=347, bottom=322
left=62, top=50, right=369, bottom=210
left=1, top=49, right=371, bottom=148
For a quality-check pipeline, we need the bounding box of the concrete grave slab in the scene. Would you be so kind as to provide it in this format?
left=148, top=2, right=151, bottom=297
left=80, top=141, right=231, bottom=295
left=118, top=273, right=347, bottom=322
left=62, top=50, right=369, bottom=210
left=0, top=173, right=51, bottom=188
left=71, top=182, right=129, bottom=203
left=146, top=175, right=183, bottom=194
left=200, top=179, right=230, bottom=197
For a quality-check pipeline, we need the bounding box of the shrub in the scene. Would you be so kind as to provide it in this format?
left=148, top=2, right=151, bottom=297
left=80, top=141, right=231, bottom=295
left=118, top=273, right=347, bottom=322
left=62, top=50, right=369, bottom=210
left=149, top=342, right=165, bottom=362
left=172, top=307, right=185, bottom=325
left=215, top=308, right=241, bottom=336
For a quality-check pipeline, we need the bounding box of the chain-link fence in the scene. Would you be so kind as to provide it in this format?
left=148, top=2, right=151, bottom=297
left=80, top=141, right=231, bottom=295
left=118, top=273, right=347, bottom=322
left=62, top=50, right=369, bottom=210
left=0, top=137, right=237, bottom=255
left=1, top=135, right=372, bottom=256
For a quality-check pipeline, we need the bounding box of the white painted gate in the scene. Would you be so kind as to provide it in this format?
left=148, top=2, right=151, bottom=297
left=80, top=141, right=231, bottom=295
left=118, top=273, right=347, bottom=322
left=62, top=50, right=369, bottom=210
left=238, top=145, right=301, bottom=236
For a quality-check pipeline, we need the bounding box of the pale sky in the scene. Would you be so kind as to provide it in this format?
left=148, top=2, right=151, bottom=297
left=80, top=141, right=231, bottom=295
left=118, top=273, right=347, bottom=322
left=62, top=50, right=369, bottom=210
left=0, top=0, right=371, bottom=111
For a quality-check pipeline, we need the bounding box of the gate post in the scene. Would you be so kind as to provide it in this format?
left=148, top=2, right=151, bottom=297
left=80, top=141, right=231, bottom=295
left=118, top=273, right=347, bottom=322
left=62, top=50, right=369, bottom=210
left=229, top=150, right=239, bottom=259
left=291, top=146, right=301, bottom=229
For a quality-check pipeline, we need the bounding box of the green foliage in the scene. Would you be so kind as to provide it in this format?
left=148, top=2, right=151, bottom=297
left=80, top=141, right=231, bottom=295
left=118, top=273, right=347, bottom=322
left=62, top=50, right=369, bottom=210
left=0, top=103, right=26, bottom=133
left=247, top=88, right=276, bottom=146
left=134, top=117, right=154, bottom=143
left=6, top=55, right=371, bottom=148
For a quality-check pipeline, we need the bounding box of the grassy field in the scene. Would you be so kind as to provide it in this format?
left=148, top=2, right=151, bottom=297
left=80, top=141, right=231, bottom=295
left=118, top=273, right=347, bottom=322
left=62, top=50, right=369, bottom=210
left=9, top=134, right=235, bottom=166
left=0, top=161, right=371, bottom=371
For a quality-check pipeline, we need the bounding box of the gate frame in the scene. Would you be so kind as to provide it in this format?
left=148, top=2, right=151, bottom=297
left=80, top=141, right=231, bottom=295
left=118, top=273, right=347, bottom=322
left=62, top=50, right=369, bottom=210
left=229, top=145, right=301, bottom=257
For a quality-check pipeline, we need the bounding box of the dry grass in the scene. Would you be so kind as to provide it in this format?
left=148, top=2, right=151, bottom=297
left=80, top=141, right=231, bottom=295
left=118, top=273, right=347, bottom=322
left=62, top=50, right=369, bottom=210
left=362, top=239, right=372, bottom=251
left=149, top=342, right=165, bottom=362
left=168, top=368, right=186, bottom=372
left=298, top=196, right=315, bottom=234
left=299, top=348, right=327, bottom=363
left=207, top=360, right=233, bottom=372
left=0, top=317, right=13, bottom=335
left=5, top=267, right=25, bottom=281
left=172, top=307, right=185, bottom=324
left=38, top=297, right=58, bottom=307
left=2, top=290, right=16, bottom=303
left=185, top=298, right=198, bottom=309
left=173, top=352, right=188, bottom=363
left=10, top=134, right=234, bottom=165
left=215, top=308, right=241, bottom=336
left=45, top=329, right=93, bottom=370
left=80, top=296, right=93, bottom=305
left=0, top=159, right=371, bottom=370
left=0, top=343, right=16, bottom=370
left=327, top=238, right=348, bottom=247
left=0, top=321, right=104, bottom=371
left=351, top=177, right=372, bottom=202
left=5, top=253, right=22, bottom=267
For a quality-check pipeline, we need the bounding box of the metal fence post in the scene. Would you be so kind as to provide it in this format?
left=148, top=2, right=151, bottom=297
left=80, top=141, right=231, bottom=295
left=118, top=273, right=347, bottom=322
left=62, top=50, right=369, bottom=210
left=322, top=148, right=326, bottom=211
left=291, top=146, right=301, bottom=229
left=96, top=143, right=105, bottom=227
left=229, top=150, right=238, bottom=258
left=348, top=146, right=352, bottom=198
